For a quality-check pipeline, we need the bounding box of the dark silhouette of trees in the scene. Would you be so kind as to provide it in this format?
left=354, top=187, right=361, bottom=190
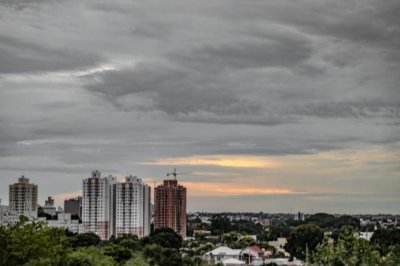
left=285, top=224, right=324, bottom=260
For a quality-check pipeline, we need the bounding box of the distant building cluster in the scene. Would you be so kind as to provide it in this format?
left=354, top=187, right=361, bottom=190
left=0, top=170, right=187, bottom=240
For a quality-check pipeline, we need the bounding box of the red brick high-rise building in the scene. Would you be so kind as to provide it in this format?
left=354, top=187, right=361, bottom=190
left=154, top=179, right=187, bottom=238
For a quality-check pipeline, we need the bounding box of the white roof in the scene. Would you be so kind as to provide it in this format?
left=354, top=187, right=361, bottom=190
left=264, top=258, right=303, bottom=266
left=223, top=258, right=246, bottom=265
left=208, top=246, right=242, bottom=256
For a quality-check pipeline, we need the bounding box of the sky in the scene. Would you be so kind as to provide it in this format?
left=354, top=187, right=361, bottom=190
left=0, top=0, right=399, bottom=214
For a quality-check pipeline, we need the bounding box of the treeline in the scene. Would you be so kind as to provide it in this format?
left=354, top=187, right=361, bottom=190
left=2, top=215, right=400, bottom=265
left=194, top=214, right=400, bottom=265
left=0, top=217, right=206, bottom=266
left=282, top=224, right=400, bottom=265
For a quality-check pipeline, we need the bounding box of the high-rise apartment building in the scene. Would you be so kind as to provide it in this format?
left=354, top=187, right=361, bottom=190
left=43, top=196, right=56, bottom=216
left=154, top=179, right=187, bottom=238
left=64, top=196, right=82, bottom=218
left=115, top=175, right=151, bottom=238
left=82, top=170, right=117, bottom=240
left=9, top=176, right=38, bottom=218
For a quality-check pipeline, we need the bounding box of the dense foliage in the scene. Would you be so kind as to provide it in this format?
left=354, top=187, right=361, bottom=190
left=0, top=218, right=207, bottom=266
left=1, top=216, right=400, bottom=266
left=0, top=217, right=68, bottom=266
left=311, top=226, right=400, bottom=265
left=285, top=224, right=324, bottom=260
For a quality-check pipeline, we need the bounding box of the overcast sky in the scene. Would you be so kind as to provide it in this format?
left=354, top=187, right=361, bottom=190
left=0, top=0, right=399, bottom=214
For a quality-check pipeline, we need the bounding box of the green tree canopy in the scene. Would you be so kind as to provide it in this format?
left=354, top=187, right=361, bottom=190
left=143, top=227, right=183, bottom=250
left=263, top=225, right=291, bottom=241
left=69, top=232, right=102, bottom=248
left=305, top=213, right=336, bottom=228
left=66, top=246, right=116, bottom=266
left=370, top=228, right=400, bottom=255
left=0, top=217, right=68, bottom=266
left=103, top=244, right=132, bottom=264
left=210, top=215, right=231, bottom=236
left=285, top=224, right=324, bottom=260
left=142, top=244, right=182, bottom=266
left=312, top=226, right=382, bottom=265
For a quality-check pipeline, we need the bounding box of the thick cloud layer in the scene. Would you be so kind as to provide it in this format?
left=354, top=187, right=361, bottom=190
left=0, top=0, right=399, bottom=213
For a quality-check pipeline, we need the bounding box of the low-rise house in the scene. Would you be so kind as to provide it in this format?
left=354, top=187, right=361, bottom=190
left=241, top=245, right=264, bottom=264
left=205, top=246, right=242, bottom=264
left=359, top=232, right=374, bottom=241
left=267, top=238, right=290, bottom=258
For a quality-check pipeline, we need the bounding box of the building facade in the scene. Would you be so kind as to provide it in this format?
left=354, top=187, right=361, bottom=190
left=46, top=212, right=84, bottom=234
left=115, top=175, right=151, bottom=238
left=64, top=196, right=82, bottom=218
left=43, top=196, right=56, bottom=216
left=9, top=176, right=38, bottom=218
left=82, top=170, right=117, bottom=240
left=154, top=179, right=187, bottom=238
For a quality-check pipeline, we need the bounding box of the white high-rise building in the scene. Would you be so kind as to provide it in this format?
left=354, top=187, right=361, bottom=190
left=82, top=170, right=117, bottom=240
left=9, top=176, right=38, bottom=218
left=115, top=175, right=151, bottom=238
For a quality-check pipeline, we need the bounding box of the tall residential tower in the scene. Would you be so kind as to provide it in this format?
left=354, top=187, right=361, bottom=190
left=82, top=170, right=117, bottom=240
left=9, top=176, right=38, bottom=218
left=154, top=178, right=187, bottom=238
left=115, top=175, right=151, bottom=238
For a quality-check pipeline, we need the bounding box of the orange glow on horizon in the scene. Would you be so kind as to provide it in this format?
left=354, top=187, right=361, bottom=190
left=141, top=155, right=281, bottom=169
left=180, top=181, right=293, bottom=196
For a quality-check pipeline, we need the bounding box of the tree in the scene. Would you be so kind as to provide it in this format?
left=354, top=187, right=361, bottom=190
left=0, top=217, right=68, bottom=266
left=384, top=244, right=400, bottom=265
left=370, top=228, right=400, bottom=255
left=112, top=235, right=140, bottom=251
left=223, top=231, right=242, bottom=246
left=146, top=228, right=182, bottom=250
left=263, top=225, right=291, bottom=241
left=305, top=213, right=336, bottom=228
left=334, top=215, right=360, bottom=229
left=69, top=233, right=101, bottom=248
left=103, top=244, right=132, bottom=264
left=285, top=224, right=324, bottom=260
left=230, top=220, right=263, bottom=235
left=182, top=256, right=206, bottom=266
left=123, top=253, right=150, bottom=266
left=312, top=226, right=381, bottom=265
left=210, top=215, right=231, bottom=236
left=66, top=246, right=116, bottom=266
left=142, top=244, right=182, bottom=266
left=234, top=236, right=256, bottom=249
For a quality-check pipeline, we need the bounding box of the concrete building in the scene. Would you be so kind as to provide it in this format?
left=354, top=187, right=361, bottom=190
left=82, top=170, right=117, bottom=240
left=154, top=179, right=187, bottom=238
left=64, top=196, right=82, bottom=218
left=9, top=176, right=38, bottom=218
left=43, top=196, right=56, bottom=216
left=46, top=212, right=84, bottom=234
left=115, top=175, right=151, bottom=238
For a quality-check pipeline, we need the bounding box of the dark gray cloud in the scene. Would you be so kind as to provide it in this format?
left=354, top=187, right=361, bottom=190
left=0, top=0, right=399, bottom=212
left=295, top=100, right=400, bottom=119
left=0, top=36, right=101, bottom=73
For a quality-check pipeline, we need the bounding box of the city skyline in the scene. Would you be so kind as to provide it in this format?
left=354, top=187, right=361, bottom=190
left=0, top=0, right=399, bottom=214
